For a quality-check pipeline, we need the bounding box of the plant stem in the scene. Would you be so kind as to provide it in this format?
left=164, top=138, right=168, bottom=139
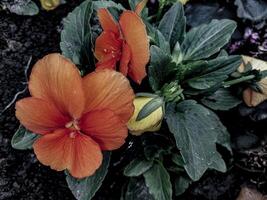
left=223, top=75, right=255, bottom=88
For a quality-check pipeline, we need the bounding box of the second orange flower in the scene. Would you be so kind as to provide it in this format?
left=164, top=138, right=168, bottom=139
left=94, top=8, right=150, bottom=84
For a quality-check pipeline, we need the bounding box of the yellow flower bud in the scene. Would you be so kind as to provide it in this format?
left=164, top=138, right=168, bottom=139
left=238, top=56, right=267, bottom=107
left=179, top=0, right=190, bottom=5
left=127, top=96, right=164, bottom=136
left=40, top=0, right=61, bottom=11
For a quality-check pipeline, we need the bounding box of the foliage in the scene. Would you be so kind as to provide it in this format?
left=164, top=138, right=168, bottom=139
left=1, top=0, right=39, bottom=16
left=66, top=152, right=111, bottom=200
left=60, top=0, right=94, bottom=69
left=11, top=0, right=266, bottom=200
left=11, top=126, right=39, bottom=150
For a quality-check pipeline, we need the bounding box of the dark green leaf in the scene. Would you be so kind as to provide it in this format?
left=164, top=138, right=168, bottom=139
left=66, top=152, right=111, bottom=200
left=175, top=176, right=191, bottom=196
left=142, top=133, right=172, bottom=160
left=154, top=30, right=171, bottom=55
left=136, top=97, right=164, bottom=121
left=148, top=45, right=176, bottom=91
left=184, top=55, right=241, bottom=90
left=235, top=0, right=267, bottom=22
left=60, top=0, right=93, bottom=67
left=172, top=154, right=185, bottom=167
left=93, top=1, right=125, bottom=11
left=181, top=19, right=236, bottom=61
left=172, top=42, right=183, bottom=64
left=158, top=2, right=186, bottom=49
left=166, top=101, right=227, bottom=181
left=4, top=0, right=39, bottom=16
left=125, top=178, right=154, bottom=200
left=185, top=3, right=234, bottom=27
left=124, top=158, right=153, bottom=177
left=201, top=88, right=241, bottom=111
left=11, top=126, right=39, bottom=150
left=144, top=162, right=172, bottom=200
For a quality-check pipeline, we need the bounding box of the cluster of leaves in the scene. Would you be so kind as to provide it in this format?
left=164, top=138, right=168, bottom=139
left=114, top=3, right=243, bottom=199
left=11, top=0, right=265, bottom=200
left=165, top=0, right=267, bottom=25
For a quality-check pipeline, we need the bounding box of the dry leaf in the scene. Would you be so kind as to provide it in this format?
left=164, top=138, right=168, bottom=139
left=236, top=187, right=267, bottom=200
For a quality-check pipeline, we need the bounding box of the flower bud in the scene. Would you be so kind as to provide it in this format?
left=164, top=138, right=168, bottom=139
left=179, top=0, right=190, bottom=5
left=127, top=96, right=164, bottom=136
left=40, top=0, right=61, bottom=11
left=238, top=56, right=267, bottom=107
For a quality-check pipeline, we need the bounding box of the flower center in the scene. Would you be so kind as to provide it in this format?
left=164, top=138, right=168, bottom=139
left=65, top=120, right=80, bottom=138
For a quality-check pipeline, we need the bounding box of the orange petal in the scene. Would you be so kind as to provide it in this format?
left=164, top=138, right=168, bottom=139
left=95, top=32, right=122, bottom=61
left=15, top=97, right=69, bottom=134
left=119, top=11, right=150, bottom=84
left=135, top=0, right=148, bottom=15
left=98, top=8, right=119, bottom=35
left=33, top=129, right=103, bottom=179
left=82, top=69, right=134, bottom=123
left=80, top=110, right=127, bottom=150
left=29, top=53, right=84, bottom=119
left=96, top=56, right=117, bottom=70
left=119, top=42, right=131, bottom=76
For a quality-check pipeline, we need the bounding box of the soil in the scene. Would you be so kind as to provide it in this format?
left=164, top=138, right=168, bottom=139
left=0, top=0, right=266, bottom=200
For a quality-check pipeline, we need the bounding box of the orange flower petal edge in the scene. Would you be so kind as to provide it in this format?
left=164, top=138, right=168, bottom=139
left=94, top=8, right=150, bottom=84
left=15, top=54, right=134, bottom=178
left=119, top=11, right=150, bottom=84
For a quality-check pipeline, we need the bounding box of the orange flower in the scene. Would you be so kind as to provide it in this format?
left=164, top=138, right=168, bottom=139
left=94, top=8, right=150, bottom=84
left=15, top=53, right=134, bottom=178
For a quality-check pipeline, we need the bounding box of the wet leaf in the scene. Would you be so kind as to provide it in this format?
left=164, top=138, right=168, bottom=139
left=124, top=158, right=153, bottom=177
left=11, top=126, right=39, bottom=150
left=66, top=152, right=111, bottom=200
left=144, top=162, right=172, bottom=200
left=201, top=88, right=241, bottom=111
left=124, top=178, right=154, bottom=200
left=148, top=45, right=176, bottom=91
left=174, top=176, right=191, bottom=196
left=158, top=2, right=186, bottom=49
left=235, top=0, right=267, bottom=22
left=60, top=0, right=94, bottom=67
left=181, top=19, right=236, bottom=61
left=166, top=101, right=227, bottom=181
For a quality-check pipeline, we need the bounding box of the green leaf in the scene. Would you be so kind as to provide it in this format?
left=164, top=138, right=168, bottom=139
left=185, top=3, right=234, bottom=27
left=142, top=133, right=172, bottom=160
left=144, top=162, right=172, bottom=200
left=66, top=152, right=111, bottom=200
left=158, top=2, right=186, bottom=49
left=154, top=30, right=171, bottom=55
left=172, top=154, right=185, bottom=167
left=172, top=42, right=183, bottom=64
left=174, top=176, right=191, bottom=196
left=148, top=45, right=176, bottom=91
left=60, top=0, right=93, bottom=67
left=181, top=19, right=236, bottom=61
left=201, top=88, right=241, bottom=111
left=235, top=0, right=267, bottom=22
left=11, top=126, right=39, bottom=150
left=93, top=1, right=125, bottom=11
left=124, top=178, right=154, bottom=200
left=184, top=55, right=241, bottom=90
left=5, top=0, right=39, bottom=16
left=165, top=100, right=227, bottom=181
left=136, top=97, right=164, bottom=121
left=124, top=158, right=154, bottom=177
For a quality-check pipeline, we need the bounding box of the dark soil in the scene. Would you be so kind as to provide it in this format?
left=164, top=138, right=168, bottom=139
left=0, top=1, right=266, bottom=200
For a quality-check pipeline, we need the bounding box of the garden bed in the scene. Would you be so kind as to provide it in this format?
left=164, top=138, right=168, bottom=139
left=0, top=0, right=266, bottom=200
